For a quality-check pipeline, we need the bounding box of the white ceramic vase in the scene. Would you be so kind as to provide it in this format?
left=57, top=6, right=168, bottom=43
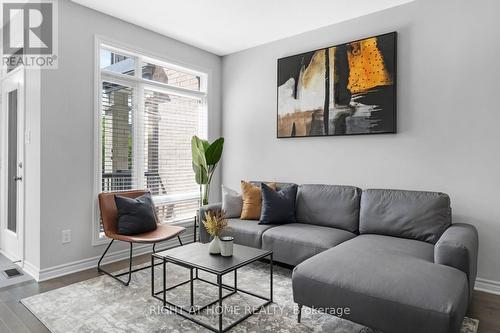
left=209, top=236, right=221, bottom=254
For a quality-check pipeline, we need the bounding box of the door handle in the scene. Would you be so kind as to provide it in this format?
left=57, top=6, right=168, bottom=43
left=13, top=176, right=22, bottom=181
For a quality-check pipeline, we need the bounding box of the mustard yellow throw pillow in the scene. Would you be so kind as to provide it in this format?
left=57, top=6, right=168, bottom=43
left=240, top=181, right=276, bottom=220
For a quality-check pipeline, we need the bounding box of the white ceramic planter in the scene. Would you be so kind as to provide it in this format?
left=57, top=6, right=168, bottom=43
left=208, top=236, right=221, bottom=254
left=219, top=236, right=234, bottom=257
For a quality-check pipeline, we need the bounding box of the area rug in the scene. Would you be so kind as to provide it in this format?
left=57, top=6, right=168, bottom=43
left=21, top=261, right=478, bottom=333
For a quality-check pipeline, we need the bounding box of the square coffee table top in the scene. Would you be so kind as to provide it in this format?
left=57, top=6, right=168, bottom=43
left=154, top=242, right=272, bottom=275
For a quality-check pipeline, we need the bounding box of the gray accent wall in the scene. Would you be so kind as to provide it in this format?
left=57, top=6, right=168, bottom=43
left=39, top=0, right=222, bottom=270
left=221, top=0, right=500, bottom=283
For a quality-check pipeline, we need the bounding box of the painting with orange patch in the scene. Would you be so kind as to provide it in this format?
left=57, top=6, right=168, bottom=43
left=347, top=37, right=392, bottom=94
left=277, top=32, right=396, bottom=137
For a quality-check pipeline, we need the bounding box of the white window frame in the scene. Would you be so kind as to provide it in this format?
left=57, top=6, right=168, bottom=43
left=93, top=36, right=208, bottom=246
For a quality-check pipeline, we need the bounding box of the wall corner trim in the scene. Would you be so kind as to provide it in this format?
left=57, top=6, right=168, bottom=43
left=23, top=260, right=40, bottom=281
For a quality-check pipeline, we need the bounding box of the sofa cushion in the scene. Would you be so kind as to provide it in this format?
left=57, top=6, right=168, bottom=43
left=261, top=223, right=356, bottom=266
left=250, top=181, right=293, bottom=191
left=240, top=181, right=276, bottom=220
left=292, top=234, right=469, bottom=333
left=359, top=189, right=452, bottom=244
left=260, top=183, right=298, bottom=225
left=221, top=218, right=276, bottom=248
left=221, top=185, right=243, bottom=218
left=295, top=184, right=361, bottom=232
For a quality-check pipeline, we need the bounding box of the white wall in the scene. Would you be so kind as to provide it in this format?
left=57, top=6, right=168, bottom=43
left=222, top=0, right=500, bottom=285
left=39, top=0, right=222, bottom=270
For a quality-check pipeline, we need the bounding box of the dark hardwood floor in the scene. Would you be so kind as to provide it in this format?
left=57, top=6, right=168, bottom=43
left=0, top=254, right=499, bottom=333
left=468, top=290, right=500, bottom=333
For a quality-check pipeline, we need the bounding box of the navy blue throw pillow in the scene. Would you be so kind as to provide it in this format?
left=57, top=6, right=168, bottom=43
left=259, top=183, right=298, bottom=225
left=115, top=192, right=158, bottom=235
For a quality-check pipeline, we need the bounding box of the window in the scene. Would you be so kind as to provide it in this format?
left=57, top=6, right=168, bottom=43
left=95, top=41, right=208, bottom=241
left=100, top=49, right=135, bottom=76
left=142, top=62, right=201, bottom=90
left=101, top=82, right=134, bottom=191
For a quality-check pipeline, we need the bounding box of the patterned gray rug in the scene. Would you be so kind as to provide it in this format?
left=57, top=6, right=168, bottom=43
left=21, top=261, right=478, bottom=333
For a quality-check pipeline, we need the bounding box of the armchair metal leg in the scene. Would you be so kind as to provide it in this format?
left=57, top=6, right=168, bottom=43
left=125, top=243, right=133, bottom=285
left=99, top=235, right=184, bottom=286
left=297, top=304, right=303, bottom=323
left=97, top=240, right=133, bottom=286
left=97, top=239, right=114, bottom=270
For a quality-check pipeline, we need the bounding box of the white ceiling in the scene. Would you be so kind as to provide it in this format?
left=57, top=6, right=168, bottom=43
left=72, top=0, right=414, bottom=55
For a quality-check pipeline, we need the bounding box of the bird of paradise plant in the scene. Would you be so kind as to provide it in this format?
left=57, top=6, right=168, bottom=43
left=191, top=135, right=224, bottom=206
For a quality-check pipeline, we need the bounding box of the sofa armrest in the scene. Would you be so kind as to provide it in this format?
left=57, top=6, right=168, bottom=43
left=198, top=202, right=222, bottom=243
left=434, top=223, right=478, bottom=299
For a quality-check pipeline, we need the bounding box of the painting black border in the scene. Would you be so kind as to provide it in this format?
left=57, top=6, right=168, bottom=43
left=276, top=31, right=397, bottom=139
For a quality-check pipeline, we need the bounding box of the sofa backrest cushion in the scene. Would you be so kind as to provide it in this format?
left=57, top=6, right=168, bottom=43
left=295, top=184, right=361, bottom=232
left=250, top=181, right=293, bottom=191
left=359, top=189, right=452, bottom=244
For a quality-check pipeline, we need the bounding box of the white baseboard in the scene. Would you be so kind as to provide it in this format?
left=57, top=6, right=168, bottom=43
left=37, top=233, right=193, bottom=282
left=475, top=277, right=500, bottom=296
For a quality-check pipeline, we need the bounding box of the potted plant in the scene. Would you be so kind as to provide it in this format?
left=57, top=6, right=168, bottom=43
left=203, top=210, right=228, bottom=254
left=191, top=136, right=224, bottom=206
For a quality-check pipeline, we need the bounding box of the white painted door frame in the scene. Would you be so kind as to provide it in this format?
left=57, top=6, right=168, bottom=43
left=0, top=66, right=25, bottom=264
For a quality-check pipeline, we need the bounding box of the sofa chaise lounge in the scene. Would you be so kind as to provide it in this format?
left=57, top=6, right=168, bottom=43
left=199, top=184, right=478, bottom=333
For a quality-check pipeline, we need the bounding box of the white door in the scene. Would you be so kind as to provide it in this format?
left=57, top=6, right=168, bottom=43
left=0, top=67, right=25, bottom=263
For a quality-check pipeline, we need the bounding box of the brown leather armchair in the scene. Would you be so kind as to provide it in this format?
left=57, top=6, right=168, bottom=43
left=98, top=190, right=186, bottom=286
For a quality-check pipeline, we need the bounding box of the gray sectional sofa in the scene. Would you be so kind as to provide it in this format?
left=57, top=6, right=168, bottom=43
left=199, top=184, right=478, bottom=333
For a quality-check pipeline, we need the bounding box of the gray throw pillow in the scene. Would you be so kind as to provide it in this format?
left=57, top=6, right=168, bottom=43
left=114, top=192, right=158, bottom=235
left=222, top=185, right=243, bottom=218
left=259, top=183, right=298, bottom=225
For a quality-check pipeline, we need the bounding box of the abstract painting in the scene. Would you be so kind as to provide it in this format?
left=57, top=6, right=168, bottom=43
left=277, top=32, right=396, bottom=138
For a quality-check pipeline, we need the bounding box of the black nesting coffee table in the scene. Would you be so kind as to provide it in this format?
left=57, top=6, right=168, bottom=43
left=151, top=242, right=273, bottom=333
